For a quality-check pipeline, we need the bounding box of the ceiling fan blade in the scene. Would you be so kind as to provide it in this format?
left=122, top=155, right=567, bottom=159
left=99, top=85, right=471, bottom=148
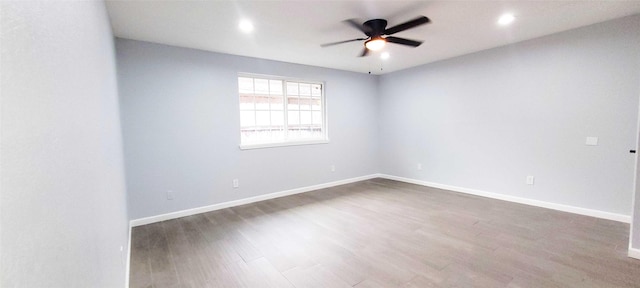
left=359, top=47, right=369, bottom=57
left=321, top=38, right=367, bottom=47
left=385, top=36, right=423, bottom=47
left=384, top=16, right=430, bottom=35
left=345, top=19, right=372, bottom=34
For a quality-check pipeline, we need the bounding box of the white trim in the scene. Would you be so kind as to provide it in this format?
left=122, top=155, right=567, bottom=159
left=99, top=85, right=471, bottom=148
left=240, top=139, right=329, bottom=150
left=379, top=174, right=631, bottom=223
left=125, top=224, right=132, bottom=288
left=129, top=174, right=381, bottom=227
left=629, top=248, right=640, bottom=260
left=129, top=172, right=630, bottom=226
left=629, top=83, right=640, bottom=251
left=627, top=248, right=640, bottom=259
left=238, top=72, right=320, bottom=84
left=631, top=160, right=637, bottom=250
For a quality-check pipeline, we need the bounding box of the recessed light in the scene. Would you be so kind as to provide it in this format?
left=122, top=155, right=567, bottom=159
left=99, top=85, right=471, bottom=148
left=239, top=19, right=254, bottom=33
left=381, top=52, right=390, bottom=60
left=498, top=13, right=515, bottom=26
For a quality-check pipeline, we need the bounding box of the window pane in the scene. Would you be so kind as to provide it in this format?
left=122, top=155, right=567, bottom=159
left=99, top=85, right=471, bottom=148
left=256, top=111, right=270, bottom=126
left=300, top=111, right=312, bottom=125
left=240, top=111, right=255, bottom=127
left=312, top=126, right=323, bottom=138
left=255, top=128, right=271, bottom=142
left=287, top=96, right=299, bottom=110
left=288, top=128, right=301, bottom=139
left=286, top=82, right=299, bottom=95
left=300, top=127, right=312, bottom=138
left=238, top=77, right=254, bottom=94
left=271, top=95, right=284, bottom=110
left=311, top=84, right=321, bottom=96
left=299, top=97, right=311, bottom=110
left=312, top=111, right=322, bottom=125
left=255, top=95, right=269, bottom=110
left=299, top=83, right=311, bottom=96
left=254, top=78, right=269, bottom=94
left=239, top=75, right=325, bottom=147
left=271, top=111, right=284, bottom=126
left=288, top=111, right=299, bottom=125
left=269, top=80, right=283, bottom=95
left=271, top=128, right=285, bottom=140
left=239, top=95, right=254, bottom=110
left=311, top=97, right=321, bottom=111
left=241, top=130, right=255, bottom=144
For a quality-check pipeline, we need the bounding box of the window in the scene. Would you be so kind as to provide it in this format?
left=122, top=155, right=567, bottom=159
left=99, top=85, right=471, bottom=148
left=238, top=74, right=327, bottom=149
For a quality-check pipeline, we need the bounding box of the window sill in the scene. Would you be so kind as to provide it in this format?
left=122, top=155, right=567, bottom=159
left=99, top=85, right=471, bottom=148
left=239, top=139, right=330, bottom=150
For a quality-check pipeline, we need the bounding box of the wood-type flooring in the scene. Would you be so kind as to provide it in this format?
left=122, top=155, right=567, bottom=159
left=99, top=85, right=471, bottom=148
left=130, top=179, right=640, bottom=287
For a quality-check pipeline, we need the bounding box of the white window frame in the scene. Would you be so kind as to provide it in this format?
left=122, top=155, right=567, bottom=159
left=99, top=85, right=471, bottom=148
left=238, top=73, right=329, bottom=150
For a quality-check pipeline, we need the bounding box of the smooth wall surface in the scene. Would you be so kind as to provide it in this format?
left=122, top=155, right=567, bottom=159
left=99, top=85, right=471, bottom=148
left=116, top=39, right=379, bottom=219
left=1, top=1, right=129, bottom=287
left=379, top=16, right=640, bottom=217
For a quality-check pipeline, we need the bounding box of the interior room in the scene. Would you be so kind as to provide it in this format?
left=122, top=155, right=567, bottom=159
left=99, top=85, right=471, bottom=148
left=3, top=1, right=640, bottom=287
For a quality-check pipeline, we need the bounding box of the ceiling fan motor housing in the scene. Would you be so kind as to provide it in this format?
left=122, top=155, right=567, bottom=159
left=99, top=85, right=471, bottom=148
left=363, top=19, right=388, bottom=37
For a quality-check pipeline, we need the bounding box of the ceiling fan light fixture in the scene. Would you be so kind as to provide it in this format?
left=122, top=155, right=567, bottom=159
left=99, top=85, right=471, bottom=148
left=365, top=37, right=386, bottom=51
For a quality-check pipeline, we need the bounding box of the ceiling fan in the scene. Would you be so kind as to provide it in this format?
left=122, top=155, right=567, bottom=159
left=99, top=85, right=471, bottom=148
left=321, top=16, right=431, bottom=57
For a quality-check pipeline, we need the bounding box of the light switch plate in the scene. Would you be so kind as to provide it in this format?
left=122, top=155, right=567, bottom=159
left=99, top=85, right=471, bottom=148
left=586, top=137, right=598, bottom=146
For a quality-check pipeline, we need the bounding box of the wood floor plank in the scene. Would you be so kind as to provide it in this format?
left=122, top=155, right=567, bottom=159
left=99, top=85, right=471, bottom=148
left=222, top=257, right=294, bottom=288
left=145, top=222, right=181, bottom=288
left=130, top=179, right=640, bottom=288
left=162, top=219, right=212, bottom=287
left=402, top=275, right=442, bottom=288
left=129, top=226, right=152, bottom=288
left=353, top=279, right=389, bottom=288
left=282, top=264, right=352, bottom=288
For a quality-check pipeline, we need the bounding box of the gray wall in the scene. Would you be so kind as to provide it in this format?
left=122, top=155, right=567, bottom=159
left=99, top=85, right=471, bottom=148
left=116, top=16, right=640, bottom=251
left=116, top=39, right=380, bottom=219
left=1, top=1, right=129, bottom=287
left=378, top=16, right=640, bottom=216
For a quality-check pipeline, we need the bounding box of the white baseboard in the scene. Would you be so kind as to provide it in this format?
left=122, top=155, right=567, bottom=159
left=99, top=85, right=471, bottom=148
left=130, top=174, right=381, bottom=227
left=129, top=172, right=630, bottom=227
left=379, top=174, right=631, bottom=223
left=629, top=248, right=640, bottom=260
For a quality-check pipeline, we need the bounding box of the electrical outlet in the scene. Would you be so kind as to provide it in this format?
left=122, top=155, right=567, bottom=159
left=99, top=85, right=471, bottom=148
left=417, top=163, right=423, bottom=170
left=526, top=176, right=535, bottom=185
left=330, top=164, right=336, bottom=172
left=233, top=179, right=239, bottom=188
left=167, top=190, right=174, bottom=200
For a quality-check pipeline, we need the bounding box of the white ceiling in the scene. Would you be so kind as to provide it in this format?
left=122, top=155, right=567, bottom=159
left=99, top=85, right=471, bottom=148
left=106, top=1, right=640, bottom=75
